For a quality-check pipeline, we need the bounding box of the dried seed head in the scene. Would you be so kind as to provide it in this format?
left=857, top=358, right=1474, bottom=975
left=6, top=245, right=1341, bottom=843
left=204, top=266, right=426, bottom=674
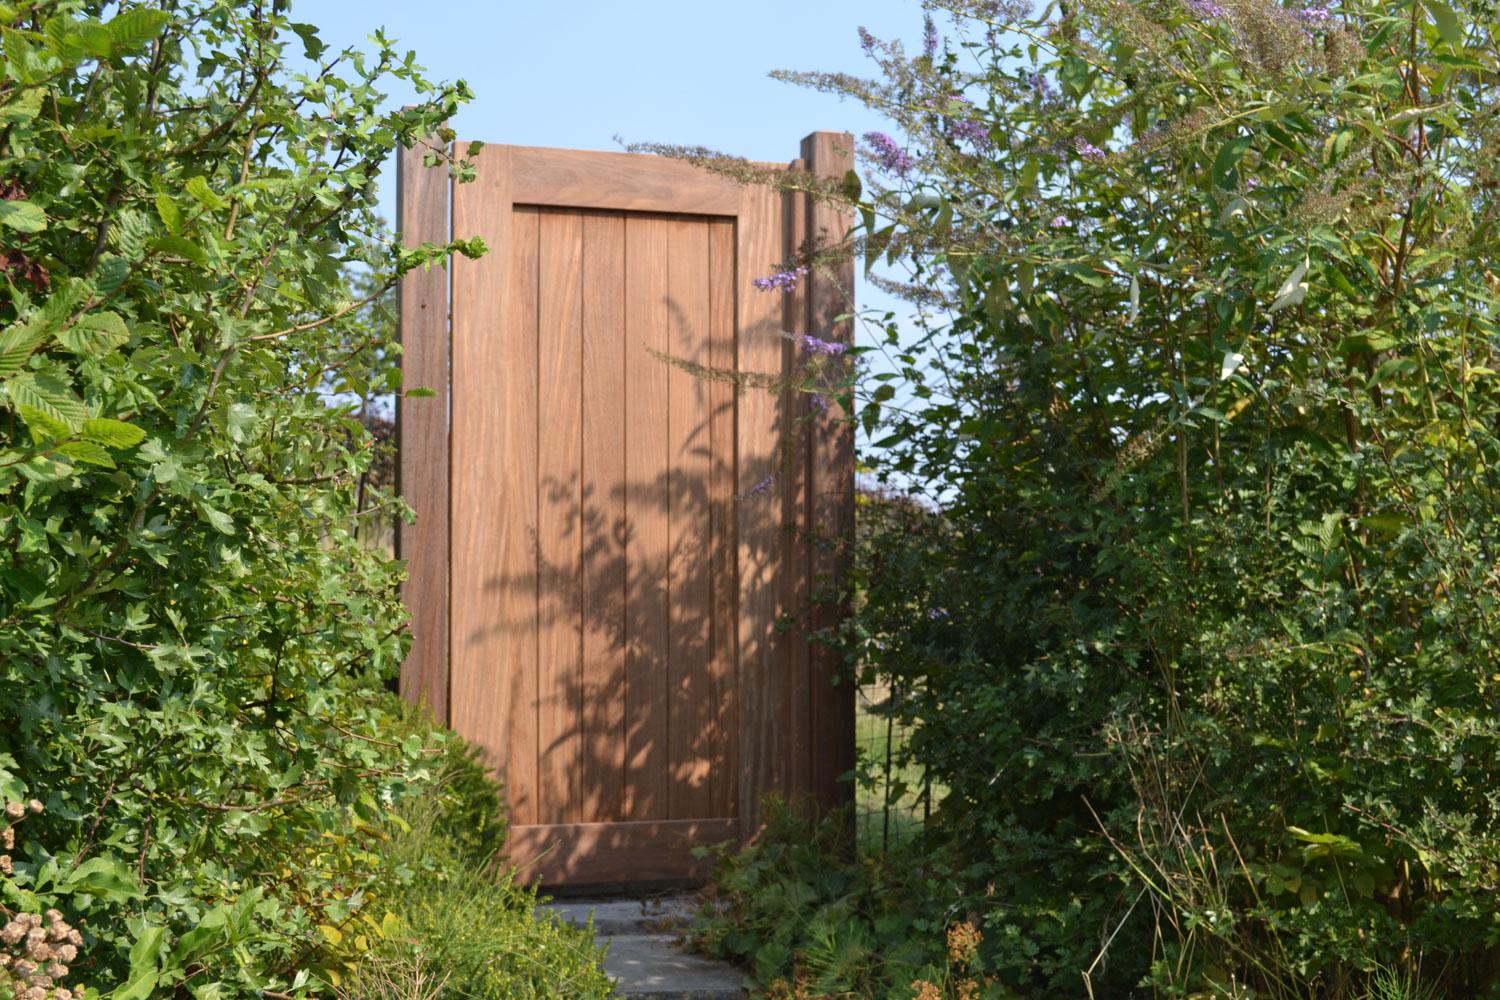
left=3, top=802, right=23, bottom=821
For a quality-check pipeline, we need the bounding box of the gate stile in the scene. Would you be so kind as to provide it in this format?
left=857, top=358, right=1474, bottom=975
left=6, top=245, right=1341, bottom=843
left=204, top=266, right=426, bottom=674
left=396, top=134, right=855, bottom=885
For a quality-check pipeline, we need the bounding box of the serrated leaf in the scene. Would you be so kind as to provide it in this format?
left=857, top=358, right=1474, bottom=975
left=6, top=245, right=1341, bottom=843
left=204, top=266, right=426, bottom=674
left=59, top=311, right=131, bottom=354
left=155, top=193, right=181, bottom=235
left=18, top=405, right=73, bottom=441
left=82, top=417, right=146, bottom=448
left=1269, top=257, right=1309, bottom=313
left=104, top=7, right=170, bottom=51
left=58, top=441, right=116, bottom=468
left=319, top=923, right=343, bottom=946
left=6, top=372, right=87, bottom=429
left=0, top=199, right=45, bottom=233
left=184, top=175, right=228, bottom=210
left=1425, top=0, right=1462, bottom=45
left=0, top=321, right=51, bottom=377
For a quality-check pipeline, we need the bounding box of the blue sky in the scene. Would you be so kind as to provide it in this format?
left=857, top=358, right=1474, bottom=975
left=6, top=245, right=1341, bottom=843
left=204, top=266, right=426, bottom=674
left=294, top=0, right=927, bottom=229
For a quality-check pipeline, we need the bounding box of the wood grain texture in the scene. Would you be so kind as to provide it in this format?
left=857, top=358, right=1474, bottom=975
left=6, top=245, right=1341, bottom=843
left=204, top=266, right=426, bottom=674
left=508, top=818, right=737, bottom=886
left=666, top=218, right=715, bottom=820
left=510, top=146, right=741, bottom=215
left=736, top=180, right=790, bottom=840
left=396, top=134, right=450, bottom=719
left=780, top=157, right=813, bottom=804
left=623, top=215, right=672, bottom=822
left=707, top=218, right=739, bottom=820
left=580, top=212, right=627, bottom=823
left=536, top=210, right=585, bottom=826
left=801, top=132, right=857, bottom=813
left=452, top=149, right=541, bottom=822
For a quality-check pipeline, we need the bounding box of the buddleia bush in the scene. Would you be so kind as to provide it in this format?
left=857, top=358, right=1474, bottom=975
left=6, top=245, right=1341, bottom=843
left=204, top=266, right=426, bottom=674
left=801, top=0, right=1500, bottom=994
left=0, top=1, right=485, bottom=994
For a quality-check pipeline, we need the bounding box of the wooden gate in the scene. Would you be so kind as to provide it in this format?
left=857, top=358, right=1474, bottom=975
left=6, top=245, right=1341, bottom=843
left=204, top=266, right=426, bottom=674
left=395, top=133, right=854, bottom=885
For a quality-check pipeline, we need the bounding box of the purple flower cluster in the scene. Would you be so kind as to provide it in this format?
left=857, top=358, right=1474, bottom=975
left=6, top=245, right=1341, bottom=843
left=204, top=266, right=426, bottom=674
left=809, top=393, right=829, bottom=415
left=858, top=26, right=878, bottom=55
left=948, top=117, right=991, bottom=145
left=1075, top=136, right=1107, bottom=161
left=1049, top=214, right=1070, bottom=228
left=752, top=267, right=807, bottom=292
left=864, top=131, right=914, bottom=176
left=1030, top=72, right=1055, bottom=100
left=739, top=474, right=775, bottom=500
left=923, top=14, right=939, bottom=58
left=1290, top=4, right=1333, bottom=25
left=1185, top=0, right=1227, bottom=16
left=800, top=334, right=847, bottom=356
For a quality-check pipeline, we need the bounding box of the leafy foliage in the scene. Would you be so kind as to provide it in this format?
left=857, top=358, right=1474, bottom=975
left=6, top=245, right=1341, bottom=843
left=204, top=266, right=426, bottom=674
left=0, top=1, right=490, bottom=994
left=769, top=0, right=1500, bottom=994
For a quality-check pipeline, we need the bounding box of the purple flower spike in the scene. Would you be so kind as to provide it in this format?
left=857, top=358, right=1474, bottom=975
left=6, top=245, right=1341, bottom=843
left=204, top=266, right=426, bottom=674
left=739, top=474, right=775, bottom=501
left=1049, top=214, right=1070, bottom=228
left=948, top=117, right=991, bottom=145
left=864, top=132, right=913, bottom=175
left=1030, top=72, right=1055, bottom=99
left=752, top=267, right=807, bottom=292
left=1290, top=4, right=1333, bottom=25
left=1075, top=136, right=1107, bottom=161
left=858, top=26, right=878, bottom=55
left=800, top=334, right=847, bottom=357
left=1186, top=0, right=1227, bottom=16
left=809, top=393, right=829, bottom=415
left=923, top=14, right=939, bottom=58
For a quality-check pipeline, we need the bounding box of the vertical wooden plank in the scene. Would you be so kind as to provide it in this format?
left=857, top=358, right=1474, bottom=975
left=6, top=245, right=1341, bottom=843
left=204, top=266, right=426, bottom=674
left=451, top=148, right=541, bottom=824
left=580, top=212, right=627, bottom=823
left=707, top=218, right=739, bottom=820
left=667, top=218, right=715, bottom=820
left=537, top=210, right=585, bottom=826
left=396, top=133, right=450, bottom=719
left=624, top=216, right=672, bottom=821
left=780, top=158, right=813, bottom=805
left=801, top=132, right=858, bottom=813
left=737, top=181, right=790, bottom=839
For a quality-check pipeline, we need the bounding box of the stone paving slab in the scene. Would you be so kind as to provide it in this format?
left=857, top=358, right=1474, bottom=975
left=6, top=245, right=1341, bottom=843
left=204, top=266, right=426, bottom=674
left=540, top=896, right=746, bottom=999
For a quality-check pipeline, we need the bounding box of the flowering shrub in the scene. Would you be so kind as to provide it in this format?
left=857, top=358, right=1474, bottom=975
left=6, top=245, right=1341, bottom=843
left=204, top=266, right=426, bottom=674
left=760, top=0, right=1500, bottom=994
left=3, top=800, right=87, bottom=1000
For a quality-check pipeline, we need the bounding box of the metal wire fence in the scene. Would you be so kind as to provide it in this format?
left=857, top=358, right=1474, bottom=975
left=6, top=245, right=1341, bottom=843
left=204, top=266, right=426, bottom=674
left=854, top=679, right=935, bottom=854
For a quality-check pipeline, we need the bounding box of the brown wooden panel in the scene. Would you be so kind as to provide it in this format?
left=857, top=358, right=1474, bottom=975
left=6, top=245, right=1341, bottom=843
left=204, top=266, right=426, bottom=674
left=623, top=216, right=672, bottom=822
left=736, top=181, right=790, bottom=839
left=707, top=218, right=739, bottom=820
left=396, top=134, right=450, bottom=719
left=509, top=818, right=738, bottom=886
left=452, top=149, right=543, bottom=824
left=537, top=210, right=585, bottom=826
left=580, top=212, right=627, bottom=823
left=667, top=218, right=715, bottom=820
left=802, top=132, right=858, bottom=812
left=511, top=146, right=741, bottom=216
left=781, top=158, right=813, bottom=803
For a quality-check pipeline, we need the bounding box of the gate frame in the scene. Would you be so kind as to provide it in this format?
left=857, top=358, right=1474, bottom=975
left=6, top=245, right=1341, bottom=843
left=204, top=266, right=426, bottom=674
left=395, top=133, right=856, bottom=883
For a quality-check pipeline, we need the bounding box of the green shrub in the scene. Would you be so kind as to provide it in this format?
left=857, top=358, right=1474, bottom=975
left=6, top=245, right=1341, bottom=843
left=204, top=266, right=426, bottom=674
left=690, top=800, right=994, bottom=1000
left=0, top=1, right=482, bottom=994
left=755, top=0, right=1500, bottom=995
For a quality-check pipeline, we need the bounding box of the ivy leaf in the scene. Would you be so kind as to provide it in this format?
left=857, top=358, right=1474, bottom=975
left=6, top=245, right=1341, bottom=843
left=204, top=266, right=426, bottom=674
left=0, top=199, right=46, bottom=233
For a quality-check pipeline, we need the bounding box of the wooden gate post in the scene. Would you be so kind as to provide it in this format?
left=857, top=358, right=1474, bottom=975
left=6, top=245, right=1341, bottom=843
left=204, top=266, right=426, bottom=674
left=395, top=133, right=451, bottom=719
left=799, top=131, right=857, bottom=813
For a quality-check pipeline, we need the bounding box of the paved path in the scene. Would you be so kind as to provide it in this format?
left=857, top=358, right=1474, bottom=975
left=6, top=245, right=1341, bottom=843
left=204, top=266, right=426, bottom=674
left=541, top=896, right=747, bottom=999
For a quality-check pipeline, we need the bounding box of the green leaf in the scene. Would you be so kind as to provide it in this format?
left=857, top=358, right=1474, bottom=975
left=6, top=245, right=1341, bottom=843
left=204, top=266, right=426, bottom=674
left=0, top=321, right=51, bottom=377
left=0, top=199, right=46, bottom=233
left=104, top=7, right=171, bottom=51
left=58, top=441, right=116, bottom=468
left=1425, top=0, right=1462, bottom=45
left=155, top=193, right=181, bottom=235
left=19, top=405, right=73, bottom=442
left=61, top=856, right=142, bottom=903
left=405, top=386, right=437, bottom=398
left=184, top=175, right=229, bottom=210
left=82, top=417, right=147, bottom=448
left=58, top=311, right=131, bottom=354
left=5, top=372, right=88, bottom=429
left=1211, top=136, right=1253, bottom=190
left=198, top=503, right=235, bottom=535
